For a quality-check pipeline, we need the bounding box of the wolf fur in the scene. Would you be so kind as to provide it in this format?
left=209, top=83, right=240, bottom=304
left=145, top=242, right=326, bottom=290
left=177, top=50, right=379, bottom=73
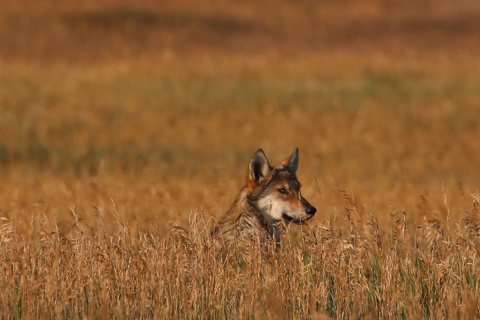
left=212, top=148, right=316, bottom=248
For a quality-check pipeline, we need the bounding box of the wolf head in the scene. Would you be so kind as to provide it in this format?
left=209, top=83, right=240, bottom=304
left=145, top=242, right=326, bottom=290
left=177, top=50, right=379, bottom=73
left=246, top=148, right=316, bottom=225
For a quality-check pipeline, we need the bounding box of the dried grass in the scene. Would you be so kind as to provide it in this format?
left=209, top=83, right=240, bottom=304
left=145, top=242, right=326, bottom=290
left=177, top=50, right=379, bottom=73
left=1, top=195, right=480, bottom=318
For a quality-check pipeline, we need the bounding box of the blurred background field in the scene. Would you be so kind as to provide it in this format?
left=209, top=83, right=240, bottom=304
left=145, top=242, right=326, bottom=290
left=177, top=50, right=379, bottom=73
left=1, top=0, right=480, bottom=236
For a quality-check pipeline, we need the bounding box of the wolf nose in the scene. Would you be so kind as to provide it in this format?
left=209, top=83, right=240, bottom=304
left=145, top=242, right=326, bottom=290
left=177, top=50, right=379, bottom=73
left=305, top=206, right=316, bottom=215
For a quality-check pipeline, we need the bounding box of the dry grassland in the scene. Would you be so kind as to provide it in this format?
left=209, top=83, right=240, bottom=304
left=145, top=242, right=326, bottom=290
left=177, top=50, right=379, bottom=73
left=1, top=0, right=480, bottom=318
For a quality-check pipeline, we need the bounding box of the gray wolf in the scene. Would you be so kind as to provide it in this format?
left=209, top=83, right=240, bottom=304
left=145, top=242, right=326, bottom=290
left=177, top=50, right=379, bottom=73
left=212, top=148, right=316, bottom=248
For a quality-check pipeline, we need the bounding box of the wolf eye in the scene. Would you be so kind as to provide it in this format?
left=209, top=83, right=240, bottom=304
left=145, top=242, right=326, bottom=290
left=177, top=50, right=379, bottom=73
left=278, top=188, right=288, bottom=194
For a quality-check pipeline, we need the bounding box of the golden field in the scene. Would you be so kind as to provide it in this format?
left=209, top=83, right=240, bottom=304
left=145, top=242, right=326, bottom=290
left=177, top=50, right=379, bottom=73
left=1, top=0, right=480, bottom=318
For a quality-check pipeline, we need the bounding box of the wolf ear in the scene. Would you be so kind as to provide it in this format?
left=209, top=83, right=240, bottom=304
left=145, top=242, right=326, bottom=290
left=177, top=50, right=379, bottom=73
left=279, top=147, right=299, bottom=172
left=248, top=149, right=272, bottom=185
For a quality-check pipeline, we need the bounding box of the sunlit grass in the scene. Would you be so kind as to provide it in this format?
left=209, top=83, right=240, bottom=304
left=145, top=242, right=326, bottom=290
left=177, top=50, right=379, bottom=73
left=1, top=195, right=479, bottom=318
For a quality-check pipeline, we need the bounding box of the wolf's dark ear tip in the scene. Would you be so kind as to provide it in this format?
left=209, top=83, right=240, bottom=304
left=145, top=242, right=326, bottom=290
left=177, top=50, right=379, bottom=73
left=253, top=149, right=266, bottom=157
